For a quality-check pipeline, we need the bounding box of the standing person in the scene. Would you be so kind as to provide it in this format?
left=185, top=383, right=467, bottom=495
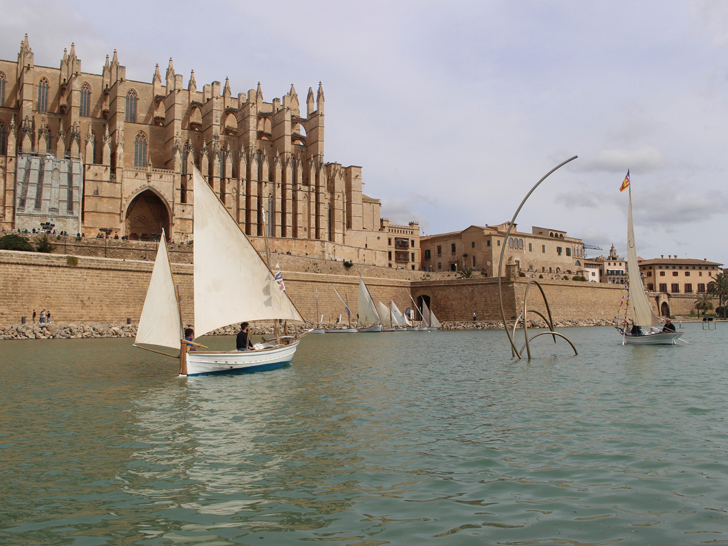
left=32, top=309, right=37, bottom=323
left=39, top=310, right=46, bottom=324
left=236, top=322, right=254, bottom=351
left=473, top=311, right=477, bottom=322
left=46, top=311, right=51, bottom=324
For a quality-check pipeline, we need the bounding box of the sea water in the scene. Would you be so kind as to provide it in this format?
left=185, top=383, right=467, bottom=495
left=1, top=324, right=727, bottom=545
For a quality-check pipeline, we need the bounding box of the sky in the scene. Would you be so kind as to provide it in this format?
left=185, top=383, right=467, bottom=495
left=1, top=0, right=727, bottom=264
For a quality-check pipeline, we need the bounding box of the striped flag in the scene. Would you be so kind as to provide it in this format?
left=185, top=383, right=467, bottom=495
left=274, top=264, right=285, bottom=291
left=619, top=170, right=630, bottom=192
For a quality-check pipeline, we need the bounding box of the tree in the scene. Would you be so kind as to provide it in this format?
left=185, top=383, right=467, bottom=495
left=708, top=273, right=728, bottom=310
left=459, top=267, right=474, bottom=279
left=0, top=234, right=34, bottom=251
left=694, top=294, right=714, bottom=316
left=36, top=235, right=55, bottom=253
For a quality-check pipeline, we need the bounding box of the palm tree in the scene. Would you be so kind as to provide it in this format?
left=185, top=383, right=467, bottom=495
left=694, top=294, right=714, bottom=317
left=708, top=273, right=728, bottom=310
left=459, top=267, right=474, bottom=279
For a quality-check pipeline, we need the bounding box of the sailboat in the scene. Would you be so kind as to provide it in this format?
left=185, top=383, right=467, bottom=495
left=419, top=299, right=441, bottom=331
left=357, top=277, right=382, bottom=332
left=135, top=167, right=306, bottom=376
left=377, top=301, right=396, bottom=331
left=325, top=285, right=357, bottom=333
left=310, top=288, right=325, bottom=334
left=616, top=177, right=683, bottom=345
left=391, top=300, right=415, bottom=330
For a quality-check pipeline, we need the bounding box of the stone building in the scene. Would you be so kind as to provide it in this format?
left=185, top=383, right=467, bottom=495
left=420, top=222, right=585, bottom=278
left=380, top=218, right=420, bottom=270
left=0, top=36, right=397, bottom=264
left=588, top=245, right=627, bottom=285
left=639, top=256, right=722, bottom=297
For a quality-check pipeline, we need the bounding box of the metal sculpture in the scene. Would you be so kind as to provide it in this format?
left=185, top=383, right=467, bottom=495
left=497, top=156, right=579, bottom=360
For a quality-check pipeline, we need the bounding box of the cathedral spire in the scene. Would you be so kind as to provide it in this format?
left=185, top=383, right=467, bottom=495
left=166, top=57, right=175, bottom=90
left=306, top=87, right=314, bottom=117
left=153, top=63, right=161, bottom=84
left=316, top=82, right=325, bottom=114
left=256, top=81, right=263, bottom=102
left=188, top=70, right=197, bottom=93
left=223, top=76, right=231, bottom=98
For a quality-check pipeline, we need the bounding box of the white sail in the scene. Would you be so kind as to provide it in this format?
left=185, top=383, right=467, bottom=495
left=357, top=277, right=381, bottom=327
left=429, top=308, right=442, bottom=328
left=377, top=301, right=392, bottom=328
left=391, top=300, right=411, bottom=327
left=193, top=168, right=303, bottom=337
left=135, top=231, right=182, bottom=350
left=626, top=188, right=661, bottom=327
left=421, top=300, right=431, bottom=327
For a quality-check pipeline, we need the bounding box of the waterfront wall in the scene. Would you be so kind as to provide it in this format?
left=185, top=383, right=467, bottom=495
left=0, top=250, right=695, bottom=328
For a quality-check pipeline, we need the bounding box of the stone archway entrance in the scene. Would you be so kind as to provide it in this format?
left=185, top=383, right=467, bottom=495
left=660, top=301, right=670, bottom=317
left=125, top=190, right=170, bottom=240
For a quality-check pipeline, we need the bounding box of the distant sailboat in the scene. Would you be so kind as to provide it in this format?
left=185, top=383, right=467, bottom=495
left=616, top=175, right=683, bottom=345
left=135, top=167, right=305, bottom=376
left=310, top=288, right=325, bottom=334
left=357, top=277, right=382, bottom=332
left=377, top=301, right=396, bottom=331
left=420, top=299, right=441, bottom=331
left=391, top=300, right=415, bottom=330
left=326, top=285, right=357, bottom=333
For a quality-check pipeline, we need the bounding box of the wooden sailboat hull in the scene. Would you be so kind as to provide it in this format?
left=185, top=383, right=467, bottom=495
left=358, top=324, right=382, bottom=333
left=184, top=339, right=300, bottom=376
left=622, top=331, right=683, bottom=345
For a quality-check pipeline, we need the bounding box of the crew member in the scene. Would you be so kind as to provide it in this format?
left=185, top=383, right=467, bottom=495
left=236, top=322, right=254, bottom=351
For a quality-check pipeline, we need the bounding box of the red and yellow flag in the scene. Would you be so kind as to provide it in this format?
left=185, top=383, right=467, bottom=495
left=619, top=170, right=630, bottom=192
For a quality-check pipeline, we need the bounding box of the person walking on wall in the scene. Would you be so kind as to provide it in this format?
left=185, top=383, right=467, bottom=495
left=39, top=310, right=46, bottom=324
left=32, top=309, right=36, bottom=323
left=473, top=311, right=477, bottom=322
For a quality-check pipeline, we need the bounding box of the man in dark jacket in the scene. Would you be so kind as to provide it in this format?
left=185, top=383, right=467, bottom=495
left=236, top=322, right=254, bottom=351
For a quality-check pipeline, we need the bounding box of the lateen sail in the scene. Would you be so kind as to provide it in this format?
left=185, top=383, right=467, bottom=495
left=193, top=168, right=303, bottom=337
left=357, top=277, right=381, bottom=327
left=422, top=300, right=441, bottom=328
left=377, top=301, right=391, bottom=328
left=391, top=300, right=410, bottom=327
left=135, top=231, right=182, bottom=350
left=626, top=189, right=661, bottom=327
left=429, top=308, right=441, bottom=328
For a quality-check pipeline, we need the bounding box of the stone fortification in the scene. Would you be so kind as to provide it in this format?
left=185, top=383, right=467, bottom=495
left=2, top=250, right=681, bottom=331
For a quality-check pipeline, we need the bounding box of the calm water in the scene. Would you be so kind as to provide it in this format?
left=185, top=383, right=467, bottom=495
left=1, top=325, right=727, bottom=545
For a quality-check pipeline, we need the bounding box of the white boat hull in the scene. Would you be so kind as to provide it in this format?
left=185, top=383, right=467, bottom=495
left=358, top=324, right=382, bottom=333
left=184, top=339, right=299, bottom=376
left=324, top=328, right=358, bottom=333
left=309, top=329, right=325, bottom=334
left=622, top=331, right=683, bottom=345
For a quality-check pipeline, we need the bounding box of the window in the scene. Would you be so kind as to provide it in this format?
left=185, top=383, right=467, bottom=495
left=437, top=262, right=441, bottom=270
left=529, top=243, right=532, bottom=252
left=671, top=283, right=680, bottom=293
left=126, top=89, right=138, bottom=122
left=388, top=238, right=391, bottom=245
left=411, top=240, right=415, bottom=248
left=659, top=283, right=667, bottom=292
left=134, top=131, right=147, bottom=166
left=388, top=251, right=392, bottom=260
left=497, top=240, right=500, bottom=246
left=424, top=249, right=431, bottom=260
left=672, top=271, right=678, bottom=277
left=411, top=253, right=415, bottom=262
left=472, top=255, right=476, bottom=267
left=0, top=72, right=5, bottom=107
left=437, top=245, right=441, bottom=257
left=542, top=245, right=546, bottom=253
left=451, top=243, right=456, bottom=254
left=38, top=77, right=49, bottom=112
left=647, top=283, right=654, bottom=291
left=487, top=240, right=491, bottom=247
left=80, top=83, right=91, bottom=117
left=647, top=271, right=652, bottom=277
left=660, top=271, right=665, bottom=276
left=557, top=247, right=562, bottom=256
left=684, top=283, right=693, bottom=293
left=698, top=283, right=706, bottom=293
left=685, top=271, right=690, bottom=277
left=566, top=248, right=571, bottom=256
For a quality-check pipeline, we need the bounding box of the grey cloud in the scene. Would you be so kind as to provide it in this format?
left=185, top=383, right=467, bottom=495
left=575, top=147, right=668, bottom=173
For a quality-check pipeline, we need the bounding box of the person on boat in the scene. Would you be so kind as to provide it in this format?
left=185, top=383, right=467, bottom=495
left=662, top=319, right=676, bottom=333
left=184, top=328, right=197, bottom=351
left=236, top=322, right=254, bottom=351
left=630, top=323, right=642, bottom=336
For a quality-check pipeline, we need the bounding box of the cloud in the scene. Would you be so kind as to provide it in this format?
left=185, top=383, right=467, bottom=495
left=555, top=191, right=604, bottom=209
left=380, top=197, right=431, bottom=230
left=633, top=191, right=728, bottom=227
left=576, top=147, right=668, bottom=173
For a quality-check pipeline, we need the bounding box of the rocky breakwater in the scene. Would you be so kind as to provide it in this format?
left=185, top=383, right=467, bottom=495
left=0, top=323, right=138, bottom=340
left=441, top=318, right=614, bottom=330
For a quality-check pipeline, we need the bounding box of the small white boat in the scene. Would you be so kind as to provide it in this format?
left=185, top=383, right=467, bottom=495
left=419, top=299, right=441, bottom=331
left=324, top=327, right=358, bottom=334
left=357, top=277, right=382, bottom=333
left=135, top=167, right=305, bottom=376
left=309, top=292, right=325, bottom=333
left=616, top=174, right=683, bottom=346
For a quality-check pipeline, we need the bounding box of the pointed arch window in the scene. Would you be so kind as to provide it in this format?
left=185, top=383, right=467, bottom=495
left=126, top=89, right=138, bottom=123
left=134, top=131, right=147, bottom=167
left=0, top=121, right=5, bottom=155
left=0, top=72, right=6, bottom=107
left=38, top=77, right=49, bottom=112
left=80, top=83, right=91, bottom=117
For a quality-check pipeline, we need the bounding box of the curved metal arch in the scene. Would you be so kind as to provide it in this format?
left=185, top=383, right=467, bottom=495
left=496, top=156, right=579, bottom=360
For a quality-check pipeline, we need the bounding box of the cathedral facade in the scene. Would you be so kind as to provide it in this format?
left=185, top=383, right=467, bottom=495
left=0, top=36, right=405, bottom=265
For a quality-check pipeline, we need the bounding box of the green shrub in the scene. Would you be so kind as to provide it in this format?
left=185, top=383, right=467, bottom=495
left=36, top=235, right=55, bottom=253
left=343, top=260, right=353, bottom=268
left=0, top=233, right=34, bottom=251
left=66, top=256, right=79, bottom=267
